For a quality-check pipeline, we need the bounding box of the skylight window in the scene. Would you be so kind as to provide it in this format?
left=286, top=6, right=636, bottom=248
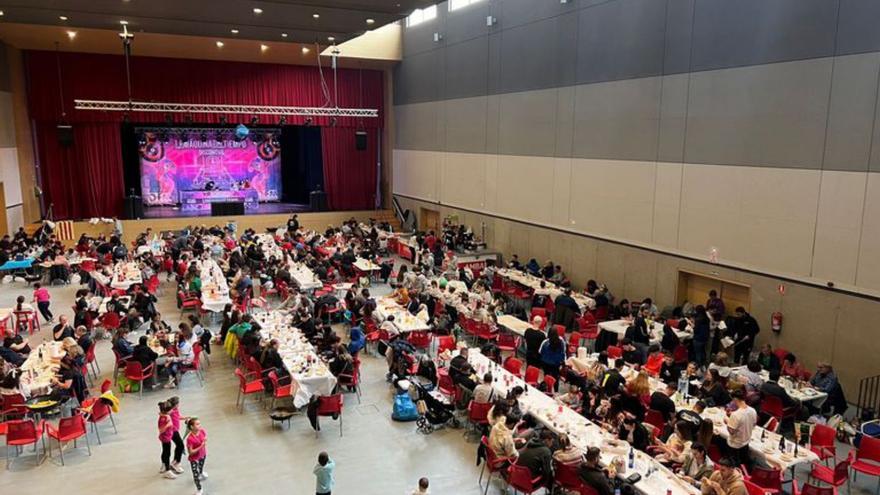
left=405, top=5, right=437, bottom=27
left=449, top=0, right=483, bottom=11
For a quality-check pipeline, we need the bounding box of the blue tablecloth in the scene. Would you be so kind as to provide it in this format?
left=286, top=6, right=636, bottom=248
left=0, top=258, right=35, bottom=271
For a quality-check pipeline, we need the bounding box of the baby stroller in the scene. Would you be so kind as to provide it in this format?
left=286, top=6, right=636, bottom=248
left=414, top=380, right=458, bottom=434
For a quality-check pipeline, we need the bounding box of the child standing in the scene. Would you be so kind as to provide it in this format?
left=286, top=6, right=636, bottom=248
left=33, top=283, right=53, bottom=323
left=313, top=452, right=335, bottom=495
left=158, top=401, right=177, bottom=479
left=185, top=417, right=208, bottom=495
left=167, top=396, right=186, bottom=474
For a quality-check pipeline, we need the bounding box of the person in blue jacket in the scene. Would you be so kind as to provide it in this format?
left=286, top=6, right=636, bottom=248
left=539, top=330, right=566, bottom=391
left=348, top=325, right=365, bottom=356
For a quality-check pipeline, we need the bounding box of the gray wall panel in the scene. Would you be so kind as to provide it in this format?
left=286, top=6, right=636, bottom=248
left=657, top=74, right=689, bottom=163
left=393, top=49, right=443, bottom=105
left=485, top=94, right=501, bottom=155
left=663, top=0, right=695, bottom=74
left=498, top=16, right=576, bottom=94
left=402, top=11, right=445, bottom=58
left=837, top=0, right=880, bottom=56
left=498, top=0, right=577, bottom=28
left=486, top=32, right=503, bottom=96
left=395, top=102, right=443, bottom=152
left=572, top=77, right=662, bottom=161
left=575, top=0, right=667, bottom=84
left=555, top=86, right=576, bottom=158
left=871, top=81, right=880, bottom=173
left=690, top=0, right=838, bottom=71
left=684, top=59, right=832, bottom=169
left=444, top=36, right=489, bottom=100
left=444, top=96, right=488, bottom=154
left=823, top=53, right=880, bottom=172
left=498, top=88, right=559, bottom=157
left=444, top=0, right=489, bottom=46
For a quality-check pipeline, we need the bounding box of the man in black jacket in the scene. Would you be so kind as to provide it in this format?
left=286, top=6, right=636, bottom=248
left=760, top=370, right=797, bottom=409
left=523, top=318, right=546, bottom=368
left=601, top=359, right=627, bottom=395
left=516, top=430, right=555, bottom=487
left=579, top=447, right=614, bottom=495
left=649, top=382, right=678, bottom=423
left=731, top=307, right=760, bottom=364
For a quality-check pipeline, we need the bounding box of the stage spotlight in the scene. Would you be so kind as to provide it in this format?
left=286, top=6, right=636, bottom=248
left=184, top=115, right=193, bottom=125
left=304, top=117, right=313, bottom=126
left=329, top=117, right=337, bottom=127
left=164, top=113, right=173, bottom=126
left=250, top=116, right=259, bottom=126
left=199, top=131, right=207, bottom=142
left=137, top=133, right=147, bottom=146
left=279, top=116, right=287, bottom=125
left=219, top=116, right=227, bottom=125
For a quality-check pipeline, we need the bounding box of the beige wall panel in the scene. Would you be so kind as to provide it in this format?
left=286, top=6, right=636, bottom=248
left=483, top=154, right=499, bottom=212
left=494, top=155, right=555, bottom=225
left=440, top=152, right=487, bottom=210
left=833, top=296, right=880, bottom=395
left=856, top=174, right=880, bottom=291
left=551, top=158, right=572, bottom=227
left=652, top=162, right=683, bottom=248
left=811, top=171, right=868, bottom=284
left=0, top=92, right=15, bottom=148
left=622, top=246, right=659, bottom=303
left=392, top=149, right=441, bottom=201
left=546, top=230, right=573, bottom=277
left=0, top=147, right=22, bottom=206
left=569, top=159, right=656, bottom=243
left=678, top=164, right=743, bottom=267
left=595, top=244, right=626, bottom=301
left=569, top=236, right=599, bottom=289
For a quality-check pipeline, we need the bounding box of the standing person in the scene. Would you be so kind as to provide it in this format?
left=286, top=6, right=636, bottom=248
left=185, top=417, right=208, bottom=495
left=730, top=307, right=759, bottom=365
left=725, top=389, right=756, bottom=469
left=167, top=396, right=187, bottom=474
left=523, top=317, right=546, bottom=369
left=314, top=451, right=335, bottom=495
left=692, top=306, right=710, bottom=367
left=33, top=283, right=53, bottom=323
left=539, top=330, right=566, bottom=388
left=158, top=401, right=177, bottom=479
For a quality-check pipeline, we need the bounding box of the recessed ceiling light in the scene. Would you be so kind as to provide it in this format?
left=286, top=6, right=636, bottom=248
left=66, top=30, right=77, bottom=40
left=253, top=8, right=263, bottom=14
left=216, top=41, right=224, bottom=48
left=301, top=46, right=310, bottom=55
left=260, top=44, right=269, bottom=52
left=366, top=18, right=375, bottom=25
left=59, top=16, right=69, bottom=21
left=119, top=20, right=128, bottom=25
left=281, top=33, right=288, bottom=38
left=230, top=28, right=239, bottom=34
left=327, top=36, right=335, bottom=42
left=312, top=13, right=320, bottom=19
left=0, top=11, right=5, bottom=16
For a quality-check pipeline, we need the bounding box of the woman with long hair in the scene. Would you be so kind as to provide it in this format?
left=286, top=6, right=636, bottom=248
left=539, top=330, right=566, bottom=390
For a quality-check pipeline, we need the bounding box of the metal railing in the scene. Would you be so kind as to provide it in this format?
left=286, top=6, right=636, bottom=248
left=857, top=374, right=880, bottom=420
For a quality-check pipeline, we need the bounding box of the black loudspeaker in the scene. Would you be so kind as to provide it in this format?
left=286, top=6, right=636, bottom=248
left=309, top=190, right=328, bottom=212
left=123, top=195, right=144, bottom=219
left=57, top=125, right=74, bottom=147
left=355, top=130, right=367, bottom=151
left=211, top=202, right=244, bottom=216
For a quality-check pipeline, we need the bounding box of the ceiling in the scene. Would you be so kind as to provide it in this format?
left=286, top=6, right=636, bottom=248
left=0, top=0, right=435, bottom=44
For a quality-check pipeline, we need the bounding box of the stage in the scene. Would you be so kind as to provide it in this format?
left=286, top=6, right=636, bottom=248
left=142, top=202, right=311, bottom=219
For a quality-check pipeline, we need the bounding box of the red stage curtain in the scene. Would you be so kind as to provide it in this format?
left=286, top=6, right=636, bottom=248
left=321, top=127, right=379, bottom=211
left=24, top=51, right=384, bottom=219
left=35, top=122, right=126, bottom=219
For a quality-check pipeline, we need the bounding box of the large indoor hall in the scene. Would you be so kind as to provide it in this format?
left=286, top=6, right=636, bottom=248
left=1, top=1, right=880, bottom=495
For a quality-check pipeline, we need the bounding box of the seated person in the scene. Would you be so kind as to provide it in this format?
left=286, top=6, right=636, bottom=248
left=698, top=369, right=731, bottom=408
left=258, top=339, right=287, bottom=375
left=649, top=381, right=678, bottom=423
left=757, top=344, right=781, bottom=373
left=131, top=335, right=159, bottom=369
left=578, top=446, right=614, bottom=495
left=0, top=341, right=25, bottom=367
left=113, top=328, right=134, bottom=357
left=760, top=370, right=798, bottom=409
left=618, top=413, right=650, bottom=451
left=652, top=420, right=691, bottom=465
left=448, top=346, right=477, bottom=391
left=348, top=325, right=366, bottom=356
left=488, top=414, right=519, bottom=460
left=4, top=327, right=30, bottom=355
left=472, top=372, right=496, bottom=404
left=677, top=443, right=714, bottom=488
left=700, top=457, right=747, bottom=495
left=74, top=325, right=92, bottom=356
left=553, top=433, right=583, bottom=466
left=515, top=430, right=555, bottom=487
left=781, top=353, right=805, bottom=380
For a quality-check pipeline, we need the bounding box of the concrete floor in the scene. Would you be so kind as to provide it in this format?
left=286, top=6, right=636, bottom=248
left=0, top=276, right=877, bottom=495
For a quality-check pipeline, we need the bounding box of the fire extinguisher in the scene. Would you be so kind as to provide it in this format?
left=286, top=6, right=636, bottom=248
left=771, top=311, right=783, bottom=333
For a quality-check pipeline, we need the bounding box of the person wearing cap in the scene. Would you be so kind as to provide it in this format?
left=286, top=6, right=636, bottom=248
left=524, top=316, right=546, bottom=368
left=700, top=457, right=747, bottom=495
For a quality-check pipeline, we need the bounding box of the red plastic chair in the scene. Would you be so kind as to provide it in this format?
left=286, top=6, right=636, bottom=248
left=85, top=344, right=100, bottom=379
left=100, top=311, right=122, bottom=334
left=407, top=331, right=431, bottom=350
left=83, top=398, right=117, bottom=444
left=496, top=333, right=519, bottom=355
left=234, top=368, right=265, bottom=413
left=179, top=290, right=202, bottom=318
left=5, top=419, right=44, bottom=469
left=809, top=452, right=852, bottom=494
left=644, top=409, right=667, bottom=431
left=529, top=308, right=547, bottom=328
left=503, top=356, right=524, bottom=377
left=437, top=368, right=458, bottom=401
left=810, top=423, right=837, bottom=464
left=267, top=370, right=294, bottom=409
left=764, top=417, right=780, bottom=433
left=467, top=400, right=493, bottom=433
left=644, top=353, right=664, bottom=376
left=524, top=366, right=541, bottom=387
left=337, top=359, right=362, bottom=403
left=315, top=394, right=344, bottom=437
left=673, top=344, right=689, bottom=365
left=474, top=323, right=497, bottom=343
left=554, top=460, right=583, bottom=493
left=760, top=395, right=796, bottom=423
left=607, top=345, right=623, bottom=359
left=744, top=465, right=783, bottom=494
left=567, top=331, right=583, bottom=355
left=44, top=413, right=90, bottom=465
left=506, top=464, right=543, bottom=494
left=578, top=485, right=600, bottom=495
left=543, top=375, right=557, bottom=395
left=13, top=311, right=38, bottom=335
left=124, top=361, right=155, bottom=399
left=479, top=435, right=514, bottom=495
left=852, top=436, right=880, bottom=492
left=745, top=479, right=772, bottom=495
left=791, top=480, right=835, bottom=495
left=177, top=343, right=204, bottom=388
left=1, top=393, right=29, bottom=420
left=437, top=335, right=456, bottom=354
left=553, top=324, right=566, bottom=337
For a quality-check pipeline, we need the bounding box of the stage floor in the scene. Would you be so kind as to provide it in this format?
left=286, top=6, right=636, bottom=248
left=142, top=202, right=311, bottom=218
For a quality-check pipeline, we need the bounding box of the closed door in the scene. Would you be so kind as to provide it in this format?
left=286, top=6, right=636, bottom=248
left=420, top=207, right=439, bottom=232
left=677, top=270, right=750, bottom=315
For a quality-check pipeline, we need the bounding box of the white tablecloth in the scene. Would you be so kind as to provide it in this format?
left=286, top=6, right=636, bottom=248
left=197, top=258, right=232, bottom=313
left=254, top=312, right=337, bottom=408
left=497, top=268, right=595, bottom=311
left=20, top=341, right=64, bottom=397
left=728, top=366, right=828, bottom=407
left=92, top=262, right=143, bottom=290
left=374, top=297, right=430, bottom=333
left=496, top=314, right=533, bottom=337
left=598, top=319, right=693, bottom=345
left=467, top=350, right=700, bottom=495
left=354, top=258, right=381, bottom=272
left=289, top=262, right=323, bottom=291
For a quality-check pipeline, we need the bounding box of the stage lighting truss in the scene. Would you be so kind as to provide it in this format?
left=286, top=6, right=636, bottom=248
left=73, top=99, right=378, bottom=118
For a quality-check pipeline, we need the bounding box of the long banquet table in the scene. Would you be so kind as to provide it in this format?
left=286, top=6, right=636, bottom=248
left=374, top=297, right=431, bottom=333
left=466, top=348, right=700, bottom=495
left=196, top=258, right=233, bottom=313
left=497, top=268, right=595, bottom=311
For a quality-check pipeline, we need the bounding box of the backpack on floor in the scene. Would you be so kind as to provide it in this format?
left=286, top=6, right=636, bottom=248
left=391, top=391, right=419, bottom=422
